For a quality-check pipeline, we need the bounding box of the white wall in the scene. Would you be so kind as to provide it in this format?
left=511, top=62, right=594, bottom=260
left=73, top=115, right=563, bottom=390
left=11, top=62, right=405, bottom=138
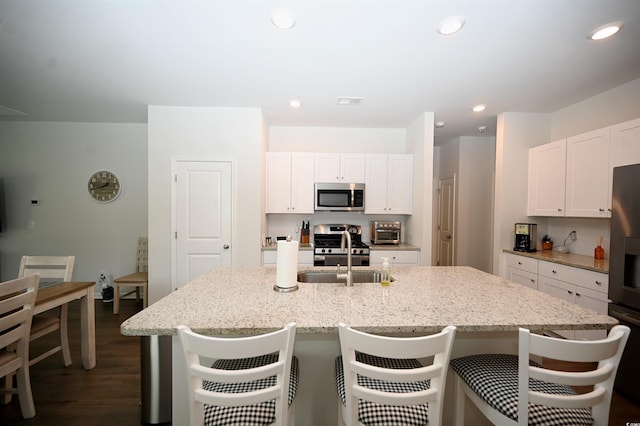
left=492, top=113, right=550, bottom=275
left=269, top=127, right=406, bottom=153
left=437, top=136, right=496, bottom=272
left=0, top=121, right=148, bottom=296
left=406, top=112, right=435, bottom=265
left=147, top=106, right=264, bottom=302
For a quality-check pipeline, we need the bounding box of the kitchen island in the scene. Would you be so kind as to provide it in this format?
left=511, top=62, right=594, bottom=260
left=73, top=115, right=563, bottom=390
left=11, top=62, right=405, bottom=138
left=121, top=266, right=617, bottom=425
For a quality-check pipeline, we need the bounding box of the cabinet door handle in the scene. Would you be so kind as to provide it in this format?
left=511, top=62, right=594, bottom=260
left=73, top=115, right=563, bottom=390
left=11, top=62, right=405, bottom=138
left=517, top=261, right=522, bottom=265
left=552, top=270, right=557, bottom=274
left=567, top=290, right=573, bottom=295
left=557, top=208, right=563, bottom=212
left=576, top=292, right=581, bottom=297
left=599, top=208, right=605, bottom=212
left=595, top=280, right=602, bottom=285
left=530, top=279, right=535, bottom=283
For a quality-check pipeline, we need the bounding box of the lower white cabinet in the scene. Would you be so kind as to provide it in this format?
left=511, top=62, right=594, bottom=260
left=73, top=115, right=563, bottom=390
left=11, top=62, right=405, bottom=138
left=537, top=260, right=609, bottom=340
left=370, top=250, right=419, bottom=266
left=504, top=253, right=538, bottom=290
left=262, top=250, right=313, bottom=267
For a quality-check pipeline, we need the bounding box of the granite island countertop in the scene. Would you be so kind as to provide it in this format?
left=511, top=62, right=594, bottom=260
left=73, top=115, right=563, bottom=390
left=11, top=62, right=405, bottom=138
left=121, top=266, right=616, bottom=337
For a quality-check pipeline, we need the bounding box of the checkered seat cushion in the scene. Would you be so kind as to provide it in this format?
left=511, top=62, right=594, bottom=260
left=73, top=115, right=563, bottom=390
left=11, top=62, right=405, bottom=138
left=450, top=354, right=594, bottom=426
left=202, top=354, right=299, bottom=426
left=335, top=353, right=430, bottom=426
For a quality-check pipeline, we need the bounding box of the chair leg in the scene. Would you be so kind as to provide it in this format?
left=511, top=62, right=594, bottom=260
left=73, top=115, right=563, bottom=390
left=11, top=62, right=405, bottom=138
left=3, top=374, right=14, bottom=404
left=60, top=304, right=72, bottom=366
left=143, top=282, right=148, bottom=308
left=113, top=283, right=120, bottom=314
left=453, top=376, right=466, bottom=426
left=16, top=364, right=35, bottom=419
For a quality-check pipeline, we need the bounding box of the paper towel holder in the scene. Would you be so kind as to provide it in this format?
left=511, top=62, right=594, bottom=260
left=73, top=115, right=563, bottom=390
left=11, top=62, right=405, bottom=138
left=274, top=235, right=299, bottom=292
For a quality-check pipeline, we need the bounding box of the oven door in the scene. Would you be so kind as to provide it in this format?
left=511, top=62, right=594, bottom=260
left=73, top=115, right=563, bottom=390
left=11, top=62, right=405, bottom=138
left=373, top=229, right=401, bottom=244
left=314, top=254, right=369, bottom=267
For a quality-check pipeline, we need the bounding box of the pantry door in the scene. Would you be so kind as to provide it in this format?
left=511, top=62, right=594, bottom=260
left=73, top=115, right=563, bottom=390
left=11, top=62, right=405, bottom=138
left=173, top=160, right=232, bottom=290
left=437, top=175, right=456, bottom=266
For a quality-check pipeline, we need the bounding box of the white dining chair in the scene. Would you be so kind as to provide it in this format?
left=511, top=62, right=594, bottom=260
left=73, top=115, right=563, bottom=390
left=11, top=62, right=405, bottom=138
left=177, top=322, right=299, bottom=426
left=450, top=325, right=630, bottom=426
left=335, top=323, right=457, bottom=426
left=0, top=274, right=39, bottom=418
left=18, top=255, right=75, bottom=367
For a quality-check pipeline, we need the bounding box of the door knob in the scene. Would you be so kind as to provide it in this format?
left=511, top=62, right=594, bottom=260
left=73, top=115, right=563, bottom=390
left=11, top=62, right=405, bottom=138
left=223, top=244, right=230, bottom=249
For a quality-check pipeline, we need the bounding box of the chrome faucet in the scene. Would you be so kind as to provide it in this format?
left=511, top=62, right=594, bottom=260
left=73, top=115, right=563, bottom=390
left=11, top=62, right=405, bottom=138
left=336, top=230, right=353, bottom=286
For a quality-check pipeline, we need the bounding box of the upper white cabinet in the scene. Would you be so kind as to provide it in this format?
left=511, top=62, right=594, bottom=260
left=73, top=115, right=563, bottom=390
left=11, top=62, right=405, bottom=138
left=527, top=139, right=566, bottom=216
left=565, top=128, right=610, bottom=217
left=528, top=117, right=640, bottom=218
left=314, top=153, right=366, bottom=183
left=266, top=152, right=315, bottom=214
left=365, top=154, right=413, bottom=214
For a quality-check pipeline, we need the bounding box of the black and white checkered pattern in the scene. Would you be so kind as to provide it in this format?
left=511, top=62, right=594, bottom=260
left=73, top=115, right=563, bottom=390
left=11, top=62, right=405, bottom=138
left=335, top=352, right=430, bottom=426
left=202, top=354, right=299, bottom=426
left=450, top=354, right=593, bottom=426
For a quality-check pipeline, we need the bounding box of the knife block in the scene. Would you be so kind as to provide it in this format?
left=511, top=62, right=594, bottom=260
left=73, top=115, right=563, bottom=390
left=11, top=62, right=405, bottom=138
left=300, top=229, right=310, bottom=245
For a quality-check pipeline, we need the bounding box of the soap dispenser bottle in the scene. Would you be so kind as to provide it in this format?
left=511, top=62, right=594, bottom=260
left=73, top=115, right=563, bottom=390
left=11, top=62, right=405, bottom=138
left=381, top=257, right=391, bottom=287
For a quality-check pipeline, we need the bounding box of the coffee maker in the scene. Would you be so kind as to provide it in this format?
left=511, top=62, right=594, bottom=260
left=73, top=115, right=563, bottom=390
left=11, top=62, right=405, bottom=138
left=514, top=223, right=537, bottom=252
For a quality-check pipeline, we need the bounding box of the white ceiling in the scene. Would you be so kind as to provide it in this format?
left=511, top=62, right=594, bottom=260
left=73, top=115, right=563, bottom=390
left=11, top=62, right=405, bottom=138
left=1, top=0, right=639, bottom=144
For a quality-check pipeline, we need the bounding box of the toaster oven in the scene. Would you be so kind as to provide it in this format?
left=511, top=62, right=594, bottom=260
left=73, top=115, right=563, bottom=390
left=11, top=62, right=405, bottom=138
left=370, top=221, right=401, bottom=245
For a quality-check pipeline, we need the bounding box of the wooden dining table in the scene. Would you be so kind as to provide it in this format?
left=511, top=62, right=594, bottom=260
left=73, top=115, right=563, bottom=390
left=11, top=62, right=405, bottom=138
left=35, top=281, right=96, bottom=370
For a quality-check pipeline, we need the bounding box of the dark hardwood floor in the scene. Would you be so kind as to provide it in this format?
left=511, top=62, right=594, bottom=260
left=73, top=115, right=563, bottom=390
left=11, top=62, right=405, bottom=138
left=2, top=299, right=143, bottom=425
left=2, top=298, right=640, bottom=425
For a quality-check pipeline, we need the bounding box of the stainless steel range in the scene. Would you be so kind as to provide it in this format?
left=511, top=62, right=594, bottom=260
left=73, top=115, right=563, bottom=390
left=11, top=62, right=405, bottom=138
left=313, top=224, right=370, bottom=267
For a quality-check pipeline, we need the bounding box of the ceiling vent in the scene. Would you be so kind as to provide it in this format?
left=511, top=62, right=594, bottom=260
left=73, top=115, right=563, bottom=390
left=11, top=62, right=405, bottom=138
left=337, top=97, right=363, bottom=106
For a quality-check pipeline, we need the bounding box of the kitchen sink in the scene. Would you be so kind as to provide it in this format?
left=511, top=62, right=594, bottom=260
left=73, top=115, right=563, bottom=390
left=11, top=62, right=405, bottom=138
left=297, top=270, right=394, bottom=284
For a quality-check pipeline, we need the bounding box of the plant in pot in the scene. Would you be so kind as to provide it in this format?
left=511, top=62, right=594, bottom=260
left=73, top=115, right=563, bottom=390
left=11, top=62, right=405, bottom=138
left=542, top=234, right=553, bottom=250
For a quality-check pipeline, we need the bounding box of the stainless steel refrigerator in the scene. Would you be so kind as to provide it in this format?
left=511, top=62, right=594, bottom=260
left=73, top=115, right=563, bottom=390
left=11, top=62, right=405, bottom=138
left=608, top=163, right=640, bottom=403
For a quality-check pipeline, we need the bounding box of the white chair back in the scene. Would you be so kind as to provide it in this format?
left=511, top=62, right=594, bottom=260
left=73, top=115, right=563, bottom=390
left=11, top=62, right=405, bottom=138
left=136, top=237, right=148, bottom=273
left=517, top=325, right=630, bottom=425
left=0, top=274, right=40, bottom=418
left=338, top=323, right=456, bottom=426
left=19, top=256, right=75, bottom=285
left=177, top=322, right=297, bottom=426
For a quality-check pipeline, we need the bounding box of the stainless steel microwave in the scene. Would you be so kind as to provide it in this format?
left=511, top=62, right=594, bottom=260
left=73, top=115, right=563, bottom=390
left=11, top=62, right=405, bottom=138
left=315, top=183, right=365, bottom=211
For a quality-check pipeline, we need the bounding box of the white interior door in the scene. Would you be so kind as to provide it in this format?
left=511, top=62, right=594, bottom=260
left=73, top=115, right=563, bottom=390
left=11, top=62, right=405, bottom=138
left=437, top=175, right=456, bottom=266
left=174, top=160, right=232, bottom=290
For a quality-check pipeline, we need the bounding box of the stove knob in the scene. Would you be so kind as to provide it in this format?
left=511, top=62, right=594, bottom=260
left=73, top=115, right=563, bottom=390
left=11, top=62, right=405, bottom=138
left=321, top=248, right=326, bottom=254
left=327, top=248, right=332, bottom=254
left=352, top=249, right=357, bottom=255
left=359, top=249, right=364, bottom=254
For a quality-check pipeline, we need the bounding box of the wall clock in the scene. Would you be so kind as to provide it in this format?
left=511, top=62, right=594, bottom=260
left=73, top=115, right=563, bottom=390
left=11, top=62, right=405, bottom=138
left=88, top=170, right=121, bottom=203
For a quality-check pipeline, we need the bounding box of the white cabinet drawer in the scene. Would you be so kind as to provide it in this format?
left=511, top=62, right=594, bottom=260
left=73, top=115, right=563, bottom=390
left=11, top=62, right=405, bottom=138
left=504, top=253, right=538, bottom=274
left=507, top=267, right=538, bottom=290
left=370, top=250, right=419, bottom=265
left=538, top=260, right=608, bottom=294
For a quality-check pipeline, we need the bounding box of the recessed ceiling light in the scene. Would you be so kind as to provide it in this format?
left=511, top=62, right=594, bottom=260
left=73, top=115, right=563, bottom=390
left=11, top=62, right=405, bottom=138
left=337, top=97, right=363, bottom=106
left=589, top=22, right=623, bottom=40
left=270, top=8, right=296, bottom=30
left=289, top=99, right=302, bottom=108
left=472, top=104, right=486, bottom=112
left=436, top=16, right=465, bottom=35
left=435, top=121, right=445, bottom=128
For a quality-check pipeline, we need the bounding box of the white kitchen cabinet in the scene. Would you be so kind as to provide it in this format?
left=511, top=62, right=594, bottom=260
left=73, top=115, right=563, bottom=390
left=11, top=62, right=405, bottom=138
left=262, top=250, right=313, bottom=266
left=314, top=153, right=366, bottom=183
left=538, top=260, right=609, bottom=340
left=365, top=154, right=413, bottom=214
left=609, top=117, right=640, bottom=211
left=266, top=152, right=315, bottom=214
left=504, top=253, right=538, bottom=290
left=565, top=128, right=610, bottom=217
left=370, top=250, right=419, bottom=266
left=527, top=139, right=566, bottom=216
